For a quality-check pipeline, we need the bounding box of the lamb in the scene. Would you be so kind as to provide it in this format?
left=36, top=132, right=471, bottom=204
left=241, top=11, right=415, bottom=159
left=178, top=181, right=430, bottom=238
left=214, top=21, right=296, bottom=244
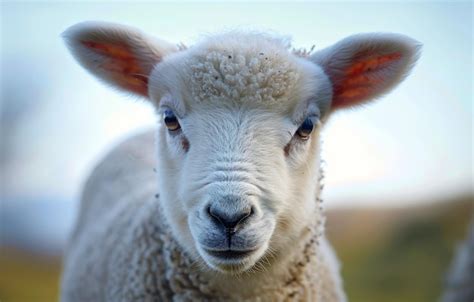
left=61, top=21, right=421, bottom=301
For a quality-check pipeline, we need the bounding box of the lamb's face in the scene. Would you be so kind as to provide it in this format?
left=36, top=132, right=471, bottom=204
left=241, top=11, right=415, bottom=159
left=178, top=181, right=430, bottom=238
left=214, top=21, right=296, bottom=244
left=63, top=21, right=420, bottom=274
left=150, top=38, right=332, bottom=273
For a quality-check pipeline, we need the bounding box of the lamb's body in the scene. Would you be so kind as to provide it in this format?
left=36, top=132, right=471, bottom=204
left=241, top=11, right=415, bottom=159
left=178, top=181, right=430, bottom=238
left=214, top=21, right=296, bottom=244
left=61, top=22, right=420, bottom=302
left=62, top=131, right=344, bottom=301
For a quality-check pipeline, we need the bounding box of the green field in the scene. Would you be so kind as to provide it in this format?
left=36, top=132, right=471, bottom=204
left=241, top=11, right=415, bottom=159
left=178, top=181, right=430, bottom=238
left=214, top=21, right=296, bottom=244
left=327, top=195, right=472, bottom=302
left=1, top=195, right=471, bottom=302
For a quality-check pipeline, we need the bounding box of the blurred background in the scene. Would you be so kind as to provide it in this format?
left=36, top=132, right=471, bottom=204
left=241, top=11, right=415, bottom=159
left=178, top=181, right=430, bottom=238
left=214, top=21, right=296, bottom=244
left=0, top=1, right=472, bottom=301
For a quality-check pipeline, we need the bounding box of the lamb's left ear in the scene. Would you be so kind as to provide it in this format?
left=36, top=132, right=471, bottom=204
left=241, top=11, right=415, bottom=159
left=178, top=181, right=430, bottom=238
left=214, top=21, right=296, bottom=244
left=62, top=21, right=178, bottom=97
left=310, top=33, right=421, bottom=110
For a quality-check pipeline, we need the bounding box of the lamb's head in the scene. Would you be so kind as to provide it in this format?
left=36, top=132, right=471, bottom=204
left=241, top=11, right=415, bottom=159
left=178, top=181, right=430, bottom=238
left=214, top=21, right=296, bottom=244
left=63, top=22, right=421, bottom=274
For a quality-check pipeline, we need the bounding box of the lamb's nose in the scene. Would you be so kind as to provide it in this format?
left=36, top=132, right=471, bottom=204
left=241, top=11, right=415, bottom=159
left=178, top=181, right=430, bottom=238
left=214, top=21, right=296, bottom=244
left=208, top=203, right=253, bottom=231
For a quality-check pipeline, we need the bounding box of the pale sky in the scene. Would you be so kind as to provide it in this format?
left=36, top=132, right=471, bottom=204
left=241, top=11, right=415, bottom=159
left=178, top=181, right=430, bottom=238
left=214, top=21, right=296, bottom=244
left=1, top=1, right=472, bottom=211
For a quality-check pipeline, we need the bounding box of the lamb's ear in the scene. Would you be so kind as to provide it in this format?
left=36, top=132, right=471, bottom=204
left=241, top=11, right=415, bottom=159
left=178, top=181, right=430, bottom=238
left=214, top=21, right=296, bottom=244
left=310, top=33, right=421, bottom=110
left=62, top=21, right=178, bottom=98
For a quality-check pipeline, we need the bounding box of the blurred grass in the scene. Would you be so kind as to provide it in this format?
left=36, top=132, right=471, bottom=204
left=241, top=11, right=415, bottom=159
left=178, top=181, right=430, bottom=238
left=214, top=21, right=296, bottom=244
left=0, top=194, right=471, bottom=302
left=327, top=194, right=473, bottom=302
left=0, top=249, right=60, bottom=302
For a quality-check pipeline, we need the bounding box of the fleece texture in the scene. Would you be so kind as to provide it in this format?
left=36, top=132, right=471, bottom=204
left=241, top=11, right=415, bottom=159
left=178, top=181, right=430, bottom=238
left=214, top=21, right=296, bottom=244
left=187, top=33, right=300, bottom=105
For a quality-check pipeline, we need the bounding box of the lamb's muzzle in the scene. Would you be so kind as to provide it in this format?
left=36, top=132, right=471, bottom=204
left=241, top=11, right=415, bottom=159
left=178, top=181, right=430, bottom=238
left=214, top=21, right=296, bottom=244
left=61, top=21, right=421, bottom=301
left=203, top=200, right=258, bottom=262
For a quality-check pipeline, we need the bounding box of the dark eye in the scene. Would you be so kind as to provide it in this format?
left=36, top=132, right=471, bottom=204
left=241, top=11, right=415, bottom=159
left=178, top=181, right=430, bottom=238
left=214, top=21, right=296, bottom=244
left=163, top=110, right=181, bottom=131
left=296, top=117, right=314, bottom=140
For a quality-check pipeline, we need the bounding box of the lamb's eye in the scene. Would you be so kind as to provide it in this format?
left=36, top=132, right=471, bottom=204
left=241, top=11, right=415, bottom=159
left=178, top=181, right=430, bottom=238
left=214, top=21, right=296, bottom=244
left=296, top=117, right=314, bottom=140
left=163, top=110, right=181, bottom=131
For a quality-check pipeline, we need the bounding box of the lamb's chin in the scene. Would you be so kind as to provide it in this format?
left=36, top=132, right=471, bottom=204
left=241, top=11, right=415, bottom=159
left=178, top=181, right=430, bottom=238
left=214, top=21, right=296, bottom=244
left=199, top=245, right=268, bottom=274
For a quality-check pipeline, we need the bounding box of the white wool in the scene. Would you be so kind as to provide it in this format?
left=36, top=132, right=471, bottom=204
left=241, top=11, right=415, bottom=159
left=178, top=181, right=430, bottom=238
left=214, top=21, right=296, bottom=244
left=187, top=33, right=300, bottom=105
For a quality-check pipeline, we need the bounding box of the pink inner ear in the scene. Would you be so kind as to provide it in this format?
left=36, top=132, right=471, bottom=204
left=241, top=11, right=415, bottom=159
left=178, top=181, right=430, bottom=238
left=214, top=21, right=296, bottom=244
left=81, top=41, right=149, bottom=96
left=332, top=52, right=402, bottom=108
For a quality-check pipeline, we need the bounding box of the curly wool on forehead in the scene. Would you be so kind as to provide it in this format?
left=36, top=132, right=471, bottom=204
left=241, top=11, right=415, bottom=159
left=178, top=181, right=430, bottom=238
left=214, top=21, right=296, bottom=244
left=186, top=32, right=301, bottom=106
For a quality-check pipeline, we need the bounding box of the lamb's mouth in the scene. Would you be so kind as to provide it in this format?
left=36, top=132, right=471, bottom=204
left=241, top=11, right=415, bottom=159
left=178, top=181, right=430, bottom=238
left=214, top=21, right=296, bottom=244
left=200, top=244, right=268, bottom=273
left=204, top=248, right=258, bottom=261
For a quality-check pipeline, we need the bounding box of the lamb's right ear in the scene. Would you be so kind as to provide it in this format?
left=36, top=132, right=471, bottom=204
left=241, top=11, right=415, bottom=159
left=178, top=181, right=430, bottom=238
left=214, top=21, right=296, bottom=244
left=62, top=21, right=178, bottom=98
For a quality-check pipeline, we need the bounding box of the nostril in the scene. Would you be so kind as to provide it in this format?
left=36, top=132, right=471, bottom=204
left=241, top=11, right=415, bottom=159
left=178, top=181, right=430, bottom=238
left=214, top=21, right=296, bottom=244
left=207, top=204, right=215, bottom=216
left=208, top=204, right=254, bottom=229
left=249, top=206, right=255, bottom=218
left=239, top=206, right=253, bottom=224
left=207, top=205, right=221, bottom=224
